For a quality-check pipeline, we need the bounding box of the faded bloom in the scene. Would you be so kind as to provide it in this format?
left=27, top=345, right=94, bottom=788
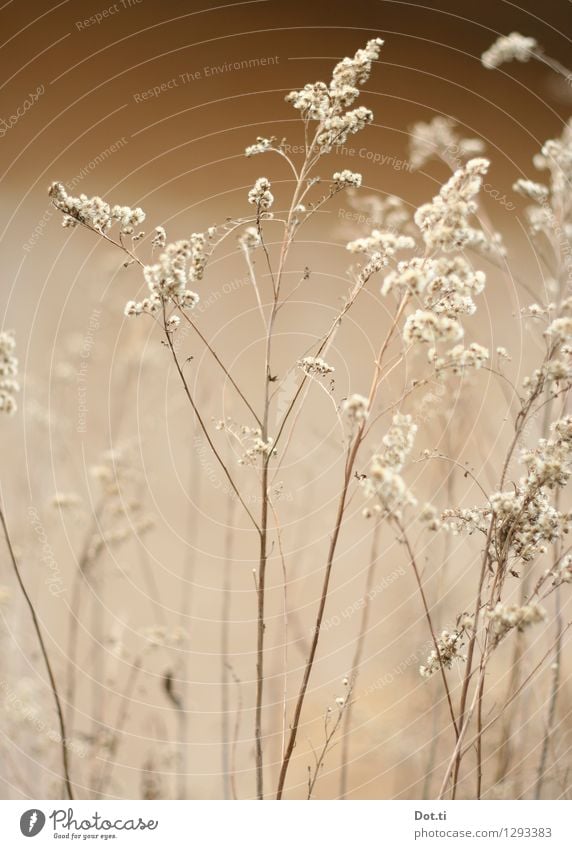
left=381, top=257, right=433, bottom=296
left=361, top=414, right=417, bottom=519
left=0, top=330, right=19, bottom=415
left=420, top=627, right=467, bottom=678
left=48, top=181, right=145, bottom=234
left=414, top=158, right=490, bottom=252
left=332, top=169, right=362, bottom=189
left=487, top=602, right=546, bottom=642
left=513, top=179, right=549, bottom=203
left=248, top=177, right=274, bottom=211
left=403, top=310, right=464, bottom=346
left=245, top=136, right=274, bottom=157
left=239, top=226, right=261, bottom=251
left=481, top=32, right=537, bottom=70
left=124, top=236, right=205, bottom=317
left=429, top=342, right=490, bottom=375
left=419, top=502, right=442, bottom=531
left=346, top=230, right=415, bottom=257
left=286, top=39, right=383, bottom=153
left=152, top=226, right=167, bottom=248
left=409, top=116, right=485, bottom=171
left=342, top=393, right=369, bottom=424
left=297, top=356, right=335, bottom=377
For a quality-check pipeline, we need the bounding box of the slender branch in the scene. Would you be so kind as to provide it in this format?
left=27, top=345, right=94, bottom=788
left=276, top=292, right=410, bottom=798
left=176, top=307, right=262, bottom=427
left=395, top=519, right=459, bottom=739
left=339, top=518, right=382, bottom=799
left=0, top=506, right=74, bottom=800
left=162, top=306, right=261, bottom=534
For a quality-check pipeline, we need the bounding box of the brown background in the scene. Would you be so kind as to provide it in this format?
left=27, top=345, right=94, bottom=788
left=0, top=0, right=571, bottom=800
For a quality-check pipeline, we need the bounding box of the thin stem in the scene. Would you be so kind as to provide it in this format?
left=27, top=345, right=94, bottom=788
left=221, top=485, right=237, bottom=799
left=396, top=519, right=459, bottom=740
left=276, top=293, right=410, bottom=799
left=255, top=458, right=269, bottom=799
left=162, top=308, right=260, bottom=534
left=176, top=307, right=262, bottom=427
left=308, top=695, right=352, bottom=800
left=339, top=518, right=382, bottom=799
left=276, top=440, right=355, bottom=799
left=0, top=506, right=74, bottom=800
left=535, top=587, right=564, bottom=798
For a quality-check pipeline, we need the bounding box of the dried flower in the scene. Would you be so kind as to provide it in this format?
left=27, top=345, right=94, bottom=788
left=482, top=32, right=537, bottom=70
left=342, top=393, right=369, bottom=423
left=403, top=310, right=464, bottom=346
left=513, top=179, right=549, bottom=203
left=239, top=226, right=261, bottom=251
left=248, top=177, right=274, bottom=211
left=245, top=136, right=274, bottom=157
left=361, top=414, right=417, bottom=519
left=487, top=602, right=545, bottom=642
left=0, top=331, right=19, bottom=415
left=297, top=356, right=334, bottom=377
left=286, top=39, right=384, bottom=153
left=420, top=627, right=467, bottom=677
left=414, top=158, right=490, bottom=252
left=409, top=116, right=485, bottom=170
left=152, top=226, right=167, bottom=248
left=346, top=230, right=415, bottom=257
left=332, top=169, right=362, bottom=189
left=48, top=181, right=145, bottom=234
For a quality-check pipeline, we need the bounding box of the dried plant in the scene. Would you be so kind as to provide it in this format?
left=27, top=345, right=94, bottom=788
left=35, top=33, right=572, bottom=801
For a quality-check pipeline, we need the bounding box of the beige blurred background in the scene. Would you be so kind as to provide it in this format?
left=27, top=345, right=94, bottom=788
left=0, top=0, right=571, bottom=800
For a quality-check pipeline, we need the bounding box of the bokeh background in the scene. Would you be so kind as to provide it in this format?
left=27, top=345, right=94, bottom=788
left=1, top=0, right=571, bottom=800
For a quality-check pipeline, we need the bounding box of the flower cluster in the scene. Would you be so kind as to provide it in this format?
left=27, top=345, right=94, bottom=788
left=152, top=226, right=167, bottom=248
left=248, top=177, right=274, bottom=211
left=419, top=627, right=467, bottom=678
left=414, top=158, right=490, bottom=252
left=239, top=226, right=261, bottom=251
left=481, top=32, right=538, bottom=69
left=125, top=235, right=207, bottom=317
left=419, top=502, right=442, bottom=531
left=332, top=169, right=362, bottom=189
left=347, top=230, right=415, bottom=258
left=286, top=39, right=384, bottom=153
left=85, top=448, right=154, bottom=561
left=513, top=179, right=549, bottom=203
left=443, top=417, right=572, bottom=564
left=238, top=431, right=276, bottom=466
left=0, top=331, right=19, bottom=415
left=215, top=419, right=277, bottom=466
left=341, top=393, right=369, bottom=424
left=409, top=116, right=485, bottom=171
left=403, top=310, right=463, bottom=346
left=297, top=356, right=335, bottom=377
left=553, top=554, right=572, bottom=585
left=381, top=257, right=432, bottom=296
left=487, top=602, right=545, bottom=643
left=424, top=256, right=486, bottom=316
left=533, top=119, right=572, bottom=198
left=245, top=136, right=274, bottom=157
left=428, top=342, right=490, bottom=375
left=520, top=416, right=572, bottom=490
left=48, top=181, right=145, bottom=235
left=509, top=122, right=572, bottom=273
left=382, top=256, right=486, bottom=318
left=522, top=309, right=572, bottom=400
left=361, top=413, right=417, bottom=519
